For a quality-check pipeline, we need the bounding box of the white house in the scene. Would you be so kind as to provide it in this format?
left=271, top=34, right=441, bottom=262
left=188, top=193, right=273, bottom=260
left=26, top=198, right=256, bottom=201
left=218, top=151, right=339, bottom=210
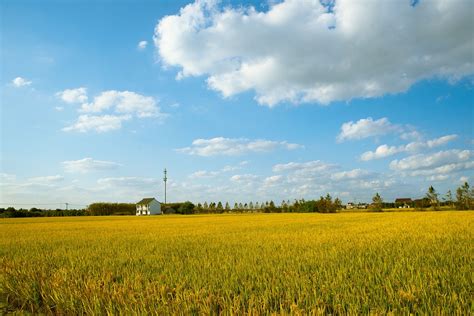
left=136, top=198, right=161, bottom=215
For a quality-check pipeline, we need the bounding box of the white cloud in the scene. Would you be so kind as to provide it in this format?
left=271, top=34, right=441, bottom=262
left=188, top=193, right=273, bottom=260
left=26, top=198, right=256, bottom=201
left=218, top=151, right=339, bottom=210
left=400, top=130, right=423, bottom=141
left=12, top=77, right=32, bottom=87
left=331, top=169, right=374, bottom=181
left=62, top=158, right=122, bottom=173
left=361, top=134, right=458, bottom=161
left=56, top=87, right=88, bottom=104
left=137, top=40, right=148, bottom=50
left=459, top=176, right=469, bottom=183
left=57, top=89, right=167, bottom=132
left=426, top=135, right=458, bottom=148
left=390, top=149, right=472, bottom=175
left=337, top=117, right=400, bottom=142
left=263, top=175, right=282, bottom=186
left=189, top=163, right=244, bottom=179
left=177, top=137, right=303, bottom=156
left=80, top=90, right=162, bottom=118
left=189, top=170, right=219, bottom=179
left=154, top=0, right=473, bottom=106
left=361, top=144, right=403, bottom=161
left=409, top=161, right=474, bottom=177
left=272, top=160, right=336, bottom=174
left=427, top=175, right=449, bottom=181
left=63, top=114, right=131, bottom=133
left=230, top=174, right=259, bottom=182
left=27, top=175, right=64, bottom=183
left=0, top=173, right=16, bottom=183
left=97, top=177, right=158, bottom=187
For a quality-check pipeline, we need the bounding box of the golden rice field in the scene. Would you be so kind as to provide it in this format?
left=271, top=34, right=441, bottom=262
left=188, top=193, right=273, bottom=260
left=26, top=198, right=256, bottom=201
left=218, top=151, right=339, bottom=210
left=1, top=212, right=473, bottom=314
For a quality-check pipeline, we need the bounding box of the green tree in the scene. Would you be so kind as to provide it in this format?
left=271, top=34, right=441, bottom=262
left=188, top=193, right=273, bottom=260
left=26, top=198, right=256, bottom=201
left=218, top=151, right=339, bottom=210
left=456, top=182, right=472, bottom=210
left=334, top=198, right=343, bottom=211
left=178, top=201, right=195, bottom=215
left=371, top=193, right=383, bottom=212
left=426, top=186, right=440, bottom=210
left=225, top=202, right=230, bottom=211
left=217, top=201, right=223, bottom=213
left=443, top=190, right=454, bottom=209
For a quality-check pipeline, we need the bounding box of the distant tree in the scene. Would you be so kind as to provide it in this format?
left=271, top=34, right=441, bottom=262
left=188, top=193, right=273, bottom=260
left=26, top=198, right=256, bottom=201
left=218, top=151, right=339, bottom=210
left=371, top=193, right=383, bottom=212
left=225, top=202, right=231, bottom=211
left=249, top=201, right=254, bottom=210
left=203, top=202, right=209, bottom=210
left=443, top=190, right=454, bottom=208
left=456, top=182, right=472, bottom=210
left=334, top=198, right=343, bottom=211
left=234, top=202, right=239, bottom=210
left=209, top=202, right=216, bottom=212
left=426, top=186, right=440, bottom=210
left=178, top=201, right=195, bottom=215
left=238, top=202, right=243, bottom=209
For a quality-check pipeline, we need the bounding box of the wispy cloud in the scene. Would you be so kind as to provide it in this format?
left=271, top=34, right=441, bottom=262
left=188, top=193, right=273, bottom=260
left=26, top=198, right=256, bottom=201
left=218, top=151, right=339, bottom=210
left=361, top=134, right=458, bottom=161
left=62, top=158, right=122, bottom=173
left=12, top=77, right=32, bottom=87
left=177, top=137, right=303, bottom=156
left=137, top=40, right=148, bottom=50
left=389, top=149, right=473, bottom=177
left=63, top=114, right=131, bottom=133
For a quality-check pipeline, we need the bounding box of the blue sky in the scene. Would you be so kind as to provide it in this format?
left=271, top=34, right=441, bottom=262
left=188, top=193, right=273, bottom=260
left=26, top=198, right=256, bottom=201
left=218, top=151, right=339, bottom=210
left=1, top=0, right=473, bottom=208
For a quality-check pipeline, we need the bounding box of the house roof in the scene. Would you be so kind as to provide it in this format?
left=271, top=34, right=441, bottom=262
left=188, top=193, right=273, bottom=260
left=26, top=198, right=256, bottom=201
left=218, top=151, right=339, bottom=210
left=137, top=198, right=157, bottom=205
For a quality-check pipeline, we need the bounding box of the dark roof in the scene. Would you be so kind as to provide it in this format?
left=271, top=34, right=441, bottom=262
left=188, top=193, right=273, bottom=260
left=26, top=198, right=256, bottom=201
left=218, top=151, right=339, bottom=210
left=395, top=198, right=412, bottom=203
left=137, top=198, right=157, bottom=205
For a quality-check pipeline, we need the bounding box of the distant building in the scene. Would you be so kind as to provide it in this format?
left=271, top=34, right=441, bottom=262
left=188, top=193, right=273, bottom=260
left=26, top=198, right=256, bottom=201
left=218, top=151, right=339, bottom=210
left=345, top=202, right=368, bottom=209
left=395, top=198, right=413, bottom=208
left=346, top=202, right=355, bottom=209
left=136, top=198, right=161, bottom=215
left=357, top=203, right=368, bottom=209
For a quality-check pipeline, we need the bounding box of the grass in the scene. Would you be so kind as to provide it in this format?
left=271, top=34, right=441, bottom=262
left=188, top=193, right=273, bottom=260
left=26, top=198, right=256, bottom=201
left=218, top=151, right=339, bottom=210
left=1, top=212, right=473, bottom=314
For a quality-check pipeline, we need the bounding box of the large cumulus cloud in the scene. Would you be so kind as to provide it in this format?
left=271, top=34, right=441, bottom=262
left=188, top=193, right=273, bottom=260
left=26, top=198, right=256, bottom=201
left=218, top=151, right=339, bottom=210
left=154, top=0, right=473, bottom=106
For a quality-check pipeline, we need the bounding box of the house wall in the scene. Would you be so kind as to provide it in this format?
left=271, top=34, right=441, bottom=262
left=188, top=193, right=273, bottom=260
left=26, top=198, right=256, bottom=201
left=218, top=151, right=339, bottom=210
left=148, top=200, right=161, bottom=215
left=136, top=199, right=161, bottom=215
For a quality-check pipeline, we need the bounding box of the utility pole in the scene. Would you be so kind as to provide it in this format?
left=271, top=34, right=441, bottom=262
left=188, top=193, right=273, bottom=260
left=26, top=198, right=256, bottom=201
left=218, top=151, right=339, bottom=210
left=163, top=168, right=167, bottom=205
left=65, top=203, right=69, bottom=210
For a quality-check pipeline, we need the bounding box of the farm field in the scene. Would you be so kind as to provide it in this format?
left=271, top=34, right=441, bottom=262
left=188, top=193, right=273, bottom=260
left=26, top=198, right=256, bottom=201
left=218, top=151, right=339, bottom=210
left=1, top=212, right=473, bottom=314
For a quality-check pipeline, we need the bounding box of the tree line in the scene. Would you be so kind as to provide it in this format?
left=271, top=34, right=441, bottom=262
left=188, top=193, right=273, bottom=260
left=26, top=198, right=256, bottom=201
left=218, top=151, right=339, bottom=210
left=369, top=182, right=474, bottom=211
left=1, top=182, right=472, bottom=217
left=0, top=208, right=86, bottom=218
left=165, top=194, right=343, bottom=214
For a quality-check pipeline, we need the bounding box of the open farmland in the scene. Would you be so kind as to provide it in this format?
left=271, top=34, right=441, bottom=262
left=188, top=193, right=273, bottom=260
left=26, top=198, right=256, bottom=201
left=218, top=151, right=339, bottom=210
left=1, top=212, right=473, bottom=314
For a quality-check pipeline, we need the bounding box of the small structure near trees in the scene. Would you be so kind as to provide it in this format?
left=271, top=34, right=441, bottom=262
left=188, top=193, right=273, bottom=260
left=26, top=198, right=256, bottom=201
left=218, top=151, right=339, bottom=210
left=395, top=198, right=413, bottom=208
left=136, top=198, right=161, bottom=215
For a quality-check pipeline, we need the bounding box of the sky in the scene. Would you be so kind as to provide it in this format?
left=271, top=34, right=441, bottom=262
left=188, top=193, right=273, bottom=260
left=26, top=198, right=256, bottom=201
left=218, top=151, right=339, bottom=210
left=1, top=0, right=473, bottom=208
